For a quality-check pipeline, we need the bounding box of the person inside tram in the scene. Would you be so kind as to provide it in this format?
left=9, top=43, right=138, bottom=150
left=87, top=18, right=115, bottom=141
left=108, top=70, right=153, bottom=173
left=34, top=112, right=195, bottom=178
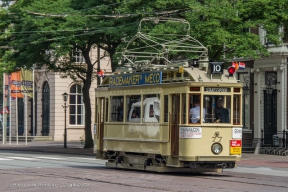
left=215, top=98, right=229, bottom=123
left=132, top=111, right=138, bottom=118
left=190, top=99, right=205, bottom=123
left=149, top=108, right=154, bottom=117
left=116, top=105, right=123, bottom=121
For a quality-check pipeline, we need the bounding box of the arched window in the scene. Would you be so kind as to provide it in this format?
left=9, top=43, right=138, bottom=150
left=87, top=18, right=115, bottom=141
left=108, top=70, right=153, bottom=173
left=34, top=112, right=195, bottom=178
left=69, top=84, right=84, bottom=125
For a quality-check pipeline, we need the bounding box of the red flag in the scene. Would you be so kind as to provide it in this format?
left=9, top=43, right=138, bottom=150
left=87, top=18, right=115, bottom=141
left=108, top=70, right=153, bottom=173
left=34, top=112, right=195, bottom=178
left=0, top=106, right=9, bottom=114
left=97, top=69, right=105, bottom=78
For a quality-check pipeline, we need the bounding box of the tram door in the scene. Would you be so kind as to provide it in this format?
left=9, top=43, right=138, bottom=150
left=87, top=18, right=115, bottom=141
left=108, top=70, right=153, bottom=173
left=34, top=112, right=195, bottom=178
left=98, top=97, right=105, bottom=152
left=171, top=94, right=180, bottom=156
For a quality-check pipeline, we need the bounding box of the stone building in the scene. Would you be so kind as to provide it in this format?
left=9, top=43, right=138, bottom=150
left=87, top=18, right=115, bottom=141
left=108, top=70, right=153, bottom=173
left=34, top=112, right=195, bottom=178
left=4, top=47, right=111, bottom=142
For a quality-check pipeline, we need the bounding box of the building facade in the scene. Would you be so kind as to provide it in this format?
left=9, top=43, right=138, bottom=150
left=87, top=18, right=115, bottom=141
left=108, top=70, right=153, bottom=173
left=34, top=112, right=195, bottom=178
left=5, top=48, right=111, bottom=142
left=240, top=27, right=288, bottom=150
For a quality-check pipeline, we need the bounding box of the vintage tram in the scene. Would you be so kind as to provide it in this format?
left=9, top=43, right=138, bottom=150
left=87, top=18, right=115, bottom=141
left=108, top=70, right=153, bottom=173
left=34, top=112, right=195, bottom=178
left=94, top=17, right=242, bottom=173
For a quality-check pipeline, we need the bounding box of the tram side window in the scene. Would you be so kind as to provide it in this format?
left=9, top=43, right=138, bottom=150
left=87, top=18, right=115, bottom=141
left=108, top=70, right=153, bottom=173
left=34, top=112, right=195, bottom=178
left=105, top=98, right=109, bottom=122
left=203, top=95, right=231, bottom=123
left=189, top=94, right=203, bottom=123
left=164, top=95, right=168, bottom=122
left=233, top=95, right=241, bottom=125
left=143, top=94, right=160, bottom=123
left=126, top=95, right=141, bottom=122
left=182, top=94, right=186, bottom=124
left=109, top=96, right=124, bottom=122
left=95, top=98, right=98, bottom=123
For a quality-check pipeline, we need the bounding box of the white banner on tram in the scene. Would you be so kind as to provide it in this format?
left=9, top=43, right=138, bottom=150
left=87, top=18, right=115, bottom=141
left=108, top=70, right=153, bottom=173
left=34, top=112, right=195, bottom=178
left=180, top=127, right=202, bottom=138
left=232, top=128, right=242, bottom=139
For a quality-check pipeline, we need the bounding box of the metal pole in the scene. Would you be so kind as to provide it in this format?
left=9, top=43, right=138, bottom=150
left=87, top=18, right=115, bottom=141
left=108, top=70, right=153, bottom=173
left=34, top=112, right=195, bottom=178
left=33, top=65, right=35, bottom=139
left=97, top=45, right=100, bottom=86
left=2, top=73, right=6, bottom=144
left=64, top=102, right=67, bottom=148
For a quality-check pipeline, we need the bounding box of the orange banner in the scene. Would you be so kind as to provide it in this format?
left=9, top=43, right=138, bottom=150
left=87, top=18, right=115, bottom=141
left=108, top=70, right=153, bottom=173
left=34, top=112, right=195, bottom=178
left=10, top=71, right=23, bottom=98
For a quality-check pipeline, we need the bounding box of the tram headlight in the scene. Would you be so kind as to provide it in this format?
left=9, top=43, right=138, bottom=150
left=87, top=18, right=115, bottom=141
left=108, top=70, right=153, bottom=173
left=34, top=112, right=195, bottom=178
left=211, top=143, right=223, bottom=155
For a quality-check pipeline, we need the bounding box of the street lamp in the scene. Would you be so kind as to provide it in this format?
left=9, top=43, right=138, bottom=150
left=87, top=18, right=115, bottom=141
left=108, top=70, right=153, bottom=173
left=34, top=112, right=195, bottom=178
left=62, top=92, right=69, bottom=148
left=242, top=76, right=250, bottom=129
left=243, top=76, right=250, bottom=96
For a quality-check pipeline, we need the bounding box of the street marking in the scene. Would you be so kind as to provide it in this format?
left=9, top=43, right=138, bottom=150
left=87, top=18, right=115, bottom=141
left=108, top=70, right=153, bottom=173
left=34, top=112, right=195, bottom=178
left=0, top=158, right=13, bottom=160
left=6, top=157, right=39, bottom=160
left=36, top=157, right=63, bottom=160
left=73, top=157, right=99, bottom=160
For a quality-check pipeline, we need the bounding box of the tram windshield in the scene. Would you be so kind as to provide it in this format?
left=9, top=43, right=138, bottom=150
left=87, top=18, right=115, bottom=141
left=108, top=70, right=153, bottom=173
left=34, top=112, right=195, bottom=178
left=203, top=95, right=231, bottom=123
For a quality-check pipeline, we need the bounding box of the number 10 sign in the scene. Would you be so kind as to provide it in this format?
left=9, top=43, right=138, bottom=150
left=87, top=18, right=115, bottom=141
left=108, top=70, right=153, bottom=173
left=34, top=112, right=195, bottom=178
left=210, top=62, right=224, bottom=74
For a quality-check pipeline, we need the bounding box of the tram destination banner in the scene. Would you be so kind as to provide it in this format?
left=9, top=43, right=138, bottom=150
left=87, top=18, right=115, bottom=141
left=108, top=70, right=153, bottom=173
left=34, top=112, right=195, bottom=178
left=204, top=87, right=231, bottom=92
left=230, top=140, right=242, bottom=155
left=109, top=72, right=162, bottom=87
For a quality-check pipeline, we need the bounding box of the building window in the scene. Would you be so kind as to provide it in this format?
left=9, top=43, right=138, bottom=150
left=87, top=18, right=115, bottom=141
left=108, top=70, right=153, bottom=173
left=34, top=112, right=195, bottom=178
left=72, top=47, right=85, bottom=63
left=69, top=84, right=84, bottom=125
left=283, top=25, right=288, bottom=43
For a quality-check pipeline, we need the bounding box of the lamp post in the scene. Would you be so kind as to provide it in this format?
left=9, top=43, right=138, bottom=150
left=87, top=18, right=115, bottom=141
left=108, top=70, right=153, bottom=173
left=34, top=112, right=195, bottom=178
left=62, top=92, right=69, bottom=148
left=242, top=76, right=250, bottom=129
left=243, top=76, right=250, bottom=96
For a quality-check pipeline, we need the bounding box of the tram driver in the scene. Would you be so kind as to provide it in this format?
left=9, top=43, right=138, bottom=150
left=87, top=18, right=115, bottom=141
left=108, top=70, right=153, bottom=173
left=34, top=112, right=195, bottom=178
left=215, top=98, right=229, bottom=123
left=190, top=99, right=205, bottom=123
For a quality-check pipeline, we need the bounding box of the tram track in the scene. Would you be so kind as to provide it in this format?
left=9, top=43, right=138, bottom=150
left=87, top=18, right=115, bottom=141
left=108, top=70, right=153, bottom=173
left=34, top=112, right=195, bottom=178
left=1, top=167, right=288, bottom=191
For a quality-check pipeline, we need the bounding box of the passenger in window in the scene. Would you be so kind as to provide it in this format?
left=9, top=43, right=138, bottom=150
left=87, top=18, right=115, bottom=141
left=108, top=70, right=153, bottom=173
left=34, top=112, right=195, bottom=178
left=215, top=99, right=229, bottom=123
left=132, top=112, right=138, bottom=118
left=117, top=105, right=123, bottom=121
left=149, top=108, right=154, bottom=117
left=190, top=99, right=205, bottom=123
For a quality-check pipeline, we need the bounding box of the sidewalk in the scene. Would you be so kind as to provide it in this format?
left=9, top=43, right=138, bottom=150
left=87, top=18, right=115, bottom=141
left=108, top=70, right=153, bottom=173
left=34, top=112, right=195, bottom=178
left=0, top=141, right=94, bottom=156
left=0, top=141, right=288, bottom=168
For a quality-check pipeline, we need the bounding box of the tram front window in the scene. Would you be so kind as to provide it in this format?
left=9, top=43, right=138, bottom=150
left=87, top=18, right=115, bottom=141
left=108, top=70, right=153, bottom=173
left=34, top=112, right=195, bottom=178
left=203, top=95, right=231, bottom=123
left=189, top=94, right=203, bottom=123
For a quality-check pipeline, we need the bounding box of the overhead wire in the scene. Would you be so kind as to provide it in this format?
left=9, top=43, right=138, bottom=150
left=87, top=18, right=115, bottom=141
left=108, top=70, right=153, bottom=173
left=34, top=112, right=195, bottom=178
left=0, top=9, right=191, bottom=48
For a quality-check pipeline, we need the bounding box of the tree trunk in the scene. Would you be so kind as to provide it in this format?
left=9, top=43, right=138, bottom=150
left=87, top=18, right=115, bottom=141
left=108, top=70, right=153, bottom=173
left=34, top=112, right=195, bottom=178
left=82, top=50, right=94, bottom=149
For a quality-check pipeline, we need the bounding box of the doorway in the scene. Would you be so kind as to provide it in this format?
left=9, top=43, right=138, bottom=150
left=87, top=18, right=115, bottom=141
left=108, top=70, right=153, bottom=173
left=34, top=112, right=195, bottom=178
left=171, top=94, right=180, bottom=157
left=42, top=81, right=50, bottom=136
left=263, top=89, right=277, bottom=145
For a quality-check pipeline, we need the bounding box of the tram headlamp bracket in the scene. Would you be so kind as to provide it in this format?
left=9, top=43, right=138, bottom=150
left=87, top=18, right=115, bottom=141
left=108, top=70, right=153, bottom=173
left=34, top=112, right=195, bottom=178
left=211, top=143, right=223, bottom=155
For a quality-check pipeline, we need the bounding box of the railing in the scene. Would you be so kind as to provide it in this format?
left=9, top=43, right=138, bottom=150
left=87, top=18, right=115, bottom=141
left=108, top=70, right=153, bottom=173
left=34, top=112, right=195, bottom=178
left=261, top=129, right=287, bottom=148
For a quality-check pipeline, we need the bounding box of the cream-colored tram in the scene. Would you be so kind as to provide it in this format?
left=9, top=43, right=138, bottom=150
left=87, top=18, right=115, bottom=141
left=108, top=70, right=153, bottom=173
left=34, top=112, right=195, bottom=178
left=94, top=17, right=243, bottom=173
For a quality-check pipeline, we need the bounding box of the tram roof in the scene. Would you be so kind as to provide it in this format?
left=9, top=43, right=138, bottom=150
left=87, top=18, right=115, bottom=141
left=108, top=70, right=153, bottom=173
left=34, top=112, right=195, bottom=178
left=97, top=62, right=240, bottom=89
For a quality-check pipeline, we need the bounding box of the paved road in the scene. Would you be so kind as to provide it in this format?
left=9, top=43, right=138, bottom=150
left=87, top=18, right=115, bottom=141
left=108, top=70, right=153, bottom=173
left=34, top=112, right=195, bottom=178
left=0, top=150, right=105, bottom=169
left=0, top=150, right=288, bottom=192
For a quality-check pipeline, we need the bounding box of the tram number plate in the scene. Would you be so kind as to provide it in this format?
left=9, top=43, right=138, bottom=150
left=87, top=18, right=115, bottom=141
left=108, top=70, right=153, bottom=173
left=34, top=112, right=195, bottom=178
left=230, top=140, right=242, bottom=155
